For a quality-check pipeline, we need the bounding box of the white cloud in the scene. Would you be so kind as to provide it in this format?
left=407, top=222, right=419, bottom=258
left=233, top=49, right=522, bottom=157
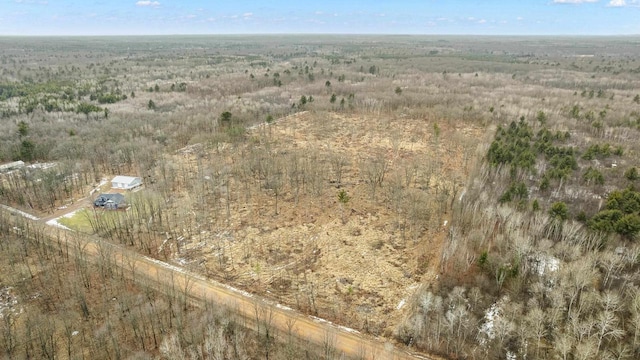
left=552, top=0, right=598, bottom=3
left=243, top=12, right=253, bottom=17
left=136, top=1, right=160, bottom=7
left=516, top=16, right=524, bottom=20
left=607, top=0, right=640, bottom=6
left=478, top=19, right=487, bottom=24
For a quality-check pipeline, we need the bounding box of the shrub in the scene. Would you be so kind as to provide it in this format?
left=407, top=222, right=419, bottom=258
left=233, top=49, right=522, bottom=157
left=588, top=210, right=623, bottom=232
left=576, top=211, right=587, bottom=222
left=499, top=182, right=528, bottom=204
left=582, top=143, right=614, bottom=160
left=614, top=214, right=640, bottom=238
left=589, top=188, right=640, bottom=238
left=219, top=111, right=232, bottom=124
left=532, top=199, right=540, bottom=211
left=478, top=251, right=488, bottom=268
left=613, top=146, right=624, bottom=156
left=549, top=202, right=569, bottom=221
left=606, top=188, right=640, bottom=213
left=539, top=176, right=550, bottom=191
left=582, top=167, right=604, bottom=185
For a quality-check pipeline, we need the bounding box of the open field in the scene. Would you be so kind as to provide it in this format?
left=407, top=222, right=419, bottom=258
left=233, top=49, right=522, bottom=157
left=2, top=35, right=640, bottom=359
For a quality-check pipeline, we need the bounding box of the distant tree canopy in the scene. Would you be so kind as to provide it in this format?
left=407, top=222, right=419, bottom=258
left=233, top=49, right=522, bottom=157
left=170, top=82, right=187, bottom=92
left=93, top=92, right=126, bottom=104
left=75, top=102, right=103, bottom=117
left=0, top=81, right=73, bottom=101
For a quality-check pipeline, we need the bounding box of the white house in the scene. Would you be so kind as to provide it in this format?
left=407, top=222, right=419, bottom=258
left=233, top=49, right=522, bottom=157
left=111, top=176, right=142, bottom=190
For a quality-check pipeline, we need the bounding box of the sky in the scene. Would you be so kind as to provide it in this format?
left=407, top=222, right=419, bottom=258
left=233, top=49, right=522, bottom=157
left=0, top=0, right=638, bottom=36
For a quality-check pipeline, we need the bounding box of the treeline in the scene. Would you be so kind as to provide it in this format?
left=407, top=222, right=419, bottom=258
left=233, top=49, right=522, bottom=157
left=400, top=187, right=640, bottom=359
left=0, top=162, right=91, bottom=212
left=399, top=113, right=640, bottom=358
left=485, top=117, right=638, bottom=239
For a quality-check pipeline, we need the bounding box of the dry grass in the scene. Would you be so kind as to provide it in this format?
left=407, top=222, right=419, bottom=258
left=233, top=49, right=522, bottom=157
left=165, top=110, right=480, bottom=335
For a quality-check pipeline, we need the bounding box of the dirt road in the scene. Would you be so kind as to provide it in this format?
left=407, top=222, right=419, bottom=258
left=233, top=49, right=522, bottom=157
left=2, top=205, right=436, bottom=360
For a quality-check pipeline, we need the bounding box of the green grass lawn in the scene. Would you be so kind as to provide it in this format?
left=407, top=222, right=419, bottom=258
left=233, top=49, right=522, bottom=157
left=57, top=209, right=95, bottom=233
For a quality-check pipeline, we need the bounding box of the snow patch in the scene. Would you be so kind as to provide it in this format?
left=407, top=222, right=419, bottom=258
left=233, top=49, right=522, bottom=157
left=158, top=237, right=170, bottom=252
left=0, top=287, right=21, bottom=319
left=480, top=302, right=500, bottom=341
left=45, top=219, right=72, bottom=231
left=26, top=162, right=56, bottom=170
left=175, top=258, right=190, bottom=266
left=0, top=204, right=39, bottom=220
left=533, top=254, right=560, bottom=276
left=276, top=303, right=293, bottom=311
left=397, top=299, right=406, bottom=310
left=479, top=297, right=511, bottom=344
left=310, top=316, right=360, bottom=334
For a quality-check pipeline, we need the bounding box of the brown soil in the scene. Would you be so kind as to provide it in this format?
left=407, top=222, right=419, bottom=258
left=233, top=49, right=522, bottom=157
left=173, top=111, right=481, bottom=336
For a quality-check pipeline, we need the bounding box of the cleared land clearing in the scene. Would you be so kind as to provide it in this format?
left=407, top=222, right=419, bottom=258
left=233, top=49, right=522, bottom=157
left=171, top=111, right=482, bottom=334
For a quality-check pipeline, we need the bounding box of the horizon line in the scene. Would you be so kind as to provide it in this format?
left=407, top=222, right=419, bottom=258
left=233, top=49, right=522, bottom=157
left=1, top=33, right=640, bottom=38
